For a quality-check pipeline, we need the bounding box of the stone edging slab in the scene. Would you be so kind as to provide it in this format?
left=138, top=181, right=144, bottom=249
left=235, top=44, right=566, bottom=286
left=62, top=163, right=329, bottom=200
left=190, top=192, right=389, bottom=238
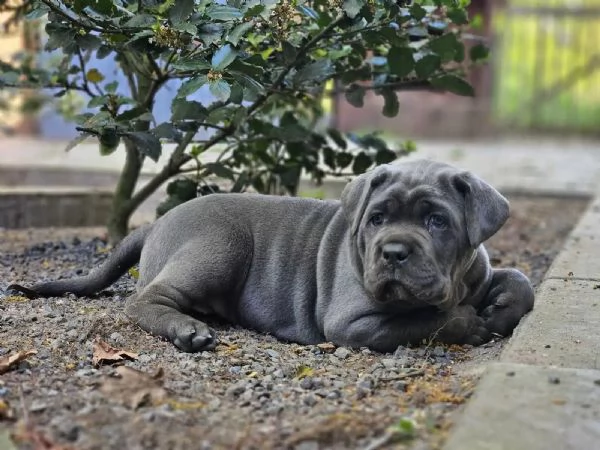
left=443, top=196, right=600, bottom=450
left=0, top=187, right=113, bottom=228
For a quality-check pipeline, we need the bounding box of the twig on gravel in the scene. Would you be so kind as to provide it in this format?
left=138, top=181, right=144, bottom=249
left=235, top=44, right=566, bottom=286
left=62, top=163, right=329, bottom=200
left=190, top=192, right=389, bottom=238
left=364, top=430, right=398, bottom=450
left=379, top=369, right=425, bottom=382
left=18, top=384, right=29, bottom=426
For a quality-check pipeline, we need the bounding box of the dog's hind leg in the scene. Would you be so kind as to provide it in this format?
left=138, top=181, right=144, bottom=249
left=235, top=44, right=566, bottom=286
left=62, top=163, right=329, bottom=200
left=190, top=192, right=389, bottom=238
left=125, top=286, right=217, bottom=353
left=125, top=231, right=252, bottom=352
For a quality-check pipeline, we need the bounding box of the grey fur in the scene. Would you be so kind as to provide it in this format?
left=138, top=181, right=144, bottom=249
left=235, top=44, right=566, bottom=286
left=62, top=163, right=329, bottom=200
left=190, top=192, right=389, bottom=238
left=9, top=160, right=535, bottom=353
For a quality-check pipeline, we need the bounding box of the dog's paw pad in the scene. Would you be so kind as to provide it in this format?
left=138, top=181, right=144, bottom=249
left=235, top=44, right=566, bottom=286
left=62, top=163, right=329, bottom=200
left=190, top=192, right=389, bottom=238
left=172, top=321, right=217, bottom=353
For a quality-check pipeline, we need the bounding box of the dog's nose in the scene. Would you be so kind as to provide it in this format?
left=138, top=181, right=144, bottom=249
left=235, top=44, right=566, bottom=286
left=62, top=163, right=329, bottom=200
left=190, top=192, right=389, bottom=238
left=382, top=242, right=411, bottom=264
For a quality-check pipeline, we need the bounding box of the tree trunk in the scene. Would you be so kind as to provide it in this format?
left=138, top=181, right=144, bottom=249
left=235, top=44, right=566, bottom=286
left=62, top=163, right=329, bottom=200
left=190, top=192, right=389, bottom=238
left=106, top=142, right=144, bottom=243
left=105, top=71, right=153, bottom=243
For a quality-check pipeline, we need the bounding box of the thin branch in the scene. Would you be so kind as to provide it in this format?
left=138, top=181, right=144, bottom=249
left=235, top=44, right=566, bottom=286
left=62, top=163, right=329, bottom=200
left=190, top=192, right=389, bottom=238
left=40, top=0, right=103, bottom=32
left=125, top=128, right=197, bottom=213
left=125, top=16, right=346, bottom=210
left=76, top=47, right=99, bottom=97
left=323, top=79, right=433, bottom=96
left=0, top=81, right=91, bottom=95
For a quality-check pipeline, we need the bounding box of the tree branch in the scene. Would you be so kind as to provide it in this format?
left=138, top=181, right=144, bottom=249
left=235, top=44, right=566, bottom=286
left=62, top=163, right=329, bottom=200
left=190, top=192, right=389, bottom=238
left=123, top=15, right=346, bottom=212
left=76, top=47, right=99, bottom=97
left=323, top=79, right=434, bottom=96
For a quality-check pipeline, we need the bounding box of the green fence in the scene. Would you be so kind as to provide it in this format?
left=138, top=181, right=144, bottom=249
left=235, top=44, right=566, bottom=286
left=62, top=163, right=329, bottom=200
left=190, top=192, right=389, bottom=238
left=494, top=0, right=600, bottom=133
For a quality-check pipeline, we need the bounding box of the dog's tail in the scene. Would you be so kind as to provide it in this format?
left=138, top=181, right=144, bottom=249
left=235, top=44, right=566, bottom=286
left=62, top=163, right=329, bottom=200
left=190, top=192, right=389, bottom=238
left=8, top=224, right=152, bottom=299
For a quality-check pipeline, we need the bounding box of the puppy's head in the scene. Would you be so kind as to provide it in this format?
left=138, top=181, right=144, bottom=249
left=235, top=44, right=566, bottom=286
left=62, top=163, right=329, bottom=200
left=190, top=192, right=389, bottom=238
left=341, top=159, right=509, bottom=311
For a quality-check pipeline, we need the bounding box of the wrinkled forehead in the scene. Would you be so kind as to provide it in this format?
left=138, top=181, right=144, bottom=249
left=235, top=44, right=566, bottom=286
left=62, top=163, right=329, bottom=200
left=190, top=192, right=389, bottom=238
left=371, top=161, right=462, bottom=206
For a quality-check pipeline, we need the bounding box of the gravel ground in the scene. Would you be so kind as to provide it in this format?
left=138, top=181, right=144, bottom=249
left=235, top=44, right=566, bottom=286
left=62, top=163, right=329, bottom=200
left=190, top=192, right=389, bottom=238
left=0, top=195, right=589, bottom=450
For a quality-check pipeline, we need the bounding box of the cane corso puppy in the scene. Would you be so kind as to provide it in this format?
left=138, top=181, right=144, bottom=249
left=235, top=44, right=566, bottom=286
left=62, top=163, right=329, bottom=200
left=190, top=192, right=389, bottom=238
left=9, top=160, right=534, bottom=353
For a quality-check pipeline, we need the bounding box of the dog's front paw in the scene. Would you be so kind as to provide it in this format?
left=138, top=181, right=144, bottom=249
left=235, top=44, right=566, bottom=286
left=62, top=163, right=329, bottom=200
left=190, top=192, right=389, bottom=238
left=437, top=304, right=491, bottom=346
left=481, top=269, right=535, bottom=338
left=168, top=318, right=217, bottom=353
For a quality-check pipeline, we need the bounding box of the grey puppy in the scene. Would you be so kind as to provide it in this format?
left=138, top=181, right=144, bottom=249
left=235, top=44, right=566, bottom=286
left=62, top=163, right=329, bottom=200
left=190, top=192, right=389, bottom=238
left=9, top=159, right=534, bottom=353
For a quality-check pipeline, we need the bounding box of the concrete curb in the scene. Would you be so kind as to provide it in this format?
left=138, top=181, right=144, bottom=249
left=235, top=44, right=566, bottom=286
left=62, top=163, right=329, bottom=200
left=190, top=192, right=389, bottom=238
left=443, top=197, right=600, bottom=450
left=0, top=187, right=113, bottom=228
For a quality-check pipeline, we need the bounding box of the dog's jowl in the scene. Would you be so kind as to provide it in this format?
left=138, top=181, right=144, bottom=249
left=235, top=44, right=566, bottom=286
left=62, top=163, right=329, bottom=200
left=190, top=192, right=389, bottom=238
left=9, top=160, right=535, bottom=352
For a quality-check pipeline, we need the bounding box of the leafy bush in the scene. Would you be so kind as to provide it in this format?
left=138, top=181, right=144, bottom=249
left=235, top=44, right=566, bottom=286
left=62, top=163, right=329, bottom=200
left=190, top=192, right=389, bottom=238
left=0, top=0, right=484, bottom=241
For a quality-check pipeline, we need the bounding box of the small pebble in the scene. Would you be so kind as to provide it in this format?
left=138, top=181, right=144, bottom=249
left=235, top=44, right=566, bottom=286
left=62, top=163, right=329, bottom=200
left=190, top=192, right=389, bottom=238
left=381, top=358, right=397, bottom=368
left=506, top=371, right=516, bottom=377
left=594, top=379, right=600, bottom=386
left=300, top=377, right=314, bottom=390
left=548, top=376, right=560, bottom=385
left=432, top=346, right=445, bottom=357
left=226, top=382, right=247, bottom=398
left=333, top=347, right=351, bottom=359
left=303, top=394, right=318, bottom=406
left=265, top=349, right=280, bottom=359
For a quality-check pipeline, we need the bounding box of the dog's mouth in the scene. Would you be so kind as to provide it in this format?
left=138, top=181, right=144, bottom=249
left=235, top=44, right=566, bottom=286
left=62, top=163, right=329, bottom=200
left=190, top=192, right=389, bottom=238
left=370, top=277, right=450, bottom=310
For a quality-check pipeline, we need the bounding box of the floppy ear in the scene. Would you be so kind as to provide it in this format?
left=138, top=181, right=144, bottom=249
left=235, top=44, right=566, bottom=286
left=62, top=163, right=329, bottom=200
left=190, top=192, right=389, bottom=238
left=341, top=165, right=390, bottom=235
left=453, top=171, right=509, bottom=247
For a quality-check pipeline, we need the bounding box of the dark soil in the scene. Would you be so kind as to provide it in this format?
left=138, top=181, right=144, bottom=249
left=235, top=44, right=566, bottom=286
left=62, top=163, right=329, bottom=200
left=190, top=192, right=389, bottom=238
left=0, top=195, right=589, bottom=450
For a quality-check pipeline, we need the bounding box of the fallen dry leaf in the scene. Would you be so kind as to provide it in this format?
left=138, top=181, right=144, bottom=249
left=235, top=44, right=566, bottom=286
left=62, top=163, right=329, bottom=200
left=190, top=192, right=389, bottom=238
left=0, top=399, right=15, bottom=421
left=92, top=336, right=138, bottom=367
left=11, top=420, right=74, bottom=450
left=0, top=350, right=37, bottom=375
left=99, top=366, right=169, bottom=409
left=317, top=342, right=337, bottom=353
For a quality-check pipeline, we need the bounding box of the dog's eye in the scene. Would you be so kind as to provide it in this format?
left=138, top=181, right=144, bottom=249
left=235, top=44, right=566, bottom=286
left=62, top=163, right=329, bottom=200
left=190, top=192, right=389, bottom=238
left=370, top=213, right=384, bottom=226
left=427, top=214, right=448, bottom=230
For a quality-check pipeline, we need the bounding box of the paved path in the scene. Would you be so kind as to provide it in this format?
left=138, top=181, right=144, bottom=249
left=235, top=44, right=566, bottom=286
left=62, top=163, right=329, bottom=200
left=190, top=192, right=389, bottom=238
left=2, top=135, right=600, bottom=449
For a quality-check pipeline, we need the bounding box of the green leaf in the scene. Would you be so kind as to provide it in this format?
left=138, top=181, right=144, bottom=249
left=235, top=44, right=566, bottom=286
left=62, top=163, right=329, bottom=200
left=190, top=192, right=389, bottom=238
left=169, top=0, right=195, bottom=23
left=229, top=82, right=244, bottom=104
left=409, top=3, right=427, bottom=21
left=105, top=81, right=118, bottom=93
left=415, top=54, right=441, bottom=79
left=84, top=0, right=114, bottom=15
left=122, top=131, right=162, bottom=162
left=381, top=90, right=399, bottom=118
left=375, top=148, right=397, bottom=165
left=209, top=79, right=231, bottom=101
left=469, top=43, right=489, bottom=62
left=152, top=123, right=182, bottom=142
left=352, top=152, right=372, bottom=174
left=205, top=162, right=236, bottom=180
left=86, top=69, right=105, bottom=83
left=231, top=71, right=265, bottom=97
left=231, top=171, right=250, bottom=193
left=282, top=41, right=297, bottom=65
left=176, top=75, right=208, bottom=98
left=65, top=133, right=91, bottom=152
left=96, top=45, right=113, bottom=59
left=99, top=129, right=120, bottom=156
left=336, top=152, right=353, bottom=169
left=124, top=14, right=156, bottom=28
left=327, top=129, right=347, bottom=150
left=343, top=0, right=365, bottom=19
left=171, top=99, right=207, bottom=121
left=211, top=44, right=238, bottom=71
left=25, top=4, right=50, bottom=19
left=447, top=8, right=469, bottom=25
left=206, top=5, right=243, bottom=21
left=228, top=21, right=254, bottom=46
left=388, top=47, right=415, bottom=78
left=88, top=95, right=109, bottom=108
left=297, top=5, right=319, bottom=20
left=429, top=33, right=461, bottom=62
left=171, top=57, right=211, bottom=71
left=431, top=75, right=474, bottom=96
left=345, top=84, right=365, bottom=108
left=293, top=59, right=334, bottom=85
left=116, top=107, right=148, bottom=122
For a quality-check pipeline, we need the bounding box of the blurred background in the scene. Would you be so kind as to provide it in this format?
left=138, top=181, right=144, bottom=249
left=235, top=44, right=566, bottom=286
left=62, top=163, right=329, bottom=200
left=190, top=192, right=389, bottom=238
left=2, top=0, right=600, bottom=141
